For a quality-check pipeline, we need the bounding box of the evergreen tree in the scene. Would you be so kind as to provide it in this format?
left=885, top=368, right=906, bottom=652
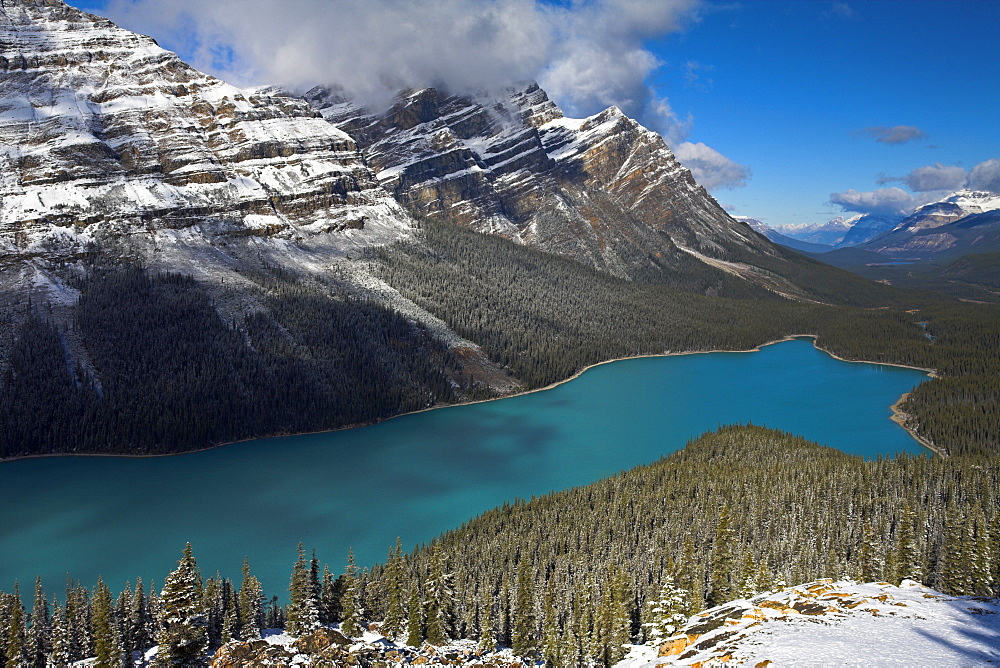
left=238, top=558, right=263, bottom=641
left=858, top=521, right=883, bottom=583
left=146, top=580, right=162, bottom=644
left=339, top=549, right=362, bottom=638
left=541, top=577, right=561, bottom=666
left=476, top=586, right=497, bottom=653
left=511, top=559, right=536, bottom=657
left=92, top=576, right=121, bottom=668
left=126, top=578, right=151, bottom=656
left=642, top=575, right=688, bottom=645
left=156, top=543, right=208, bottom=667
left=595, top=566, right=631, bottom=666
left=5, top=583, right=25, bottom=668
left=319, top=567, right=343, bottom=625
left=49, top=597, right=72, bottom=668
left=423, top=544, right=454, bottom=645
left=381, top=538, right=406, bottom=639
left=27, top=576, right=50, bottom=667
left=708, top=506, right=736, bottom=606
left=286, top=543, right=320, bottom=636
left=405, top=584, right=422, bottom=647
left=66, top=581, right=92, bottom=662
left=892, top=505, right=922, bottom=583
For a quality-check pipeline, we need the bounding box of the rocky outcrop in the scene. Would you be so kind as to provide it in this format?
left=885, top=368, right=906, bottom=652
left=309, top=82, right=776, bottom=283
left=651, top=579, right=1000, bottom=667
left=210, top=629, right=530, bottom=667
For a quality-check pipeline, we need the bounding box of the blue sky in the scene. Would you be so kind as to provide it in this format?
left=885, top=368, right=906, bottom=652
left=67, top=0, right=1000, bottom=228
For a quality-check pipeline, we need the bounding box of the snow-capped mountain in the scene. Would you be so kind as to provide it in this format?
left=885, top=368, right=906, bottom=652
left=736, top=216, right=836, bottom=253
left=835, top=213, right=903, bottom=246
left=0, top=0, right=413, bottom=265
left=771, top=217, right=852, bottom=246
left=0, top=0, right=838, bottom=302
left=860, top=189, right=1000, bottom=259
left=307, top=83, right=777, bottom=281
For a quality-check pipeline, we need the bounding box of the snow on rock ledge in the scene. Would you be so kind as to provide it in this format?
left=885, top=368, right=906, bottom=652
left=619, top=579, right=1000, bottom=667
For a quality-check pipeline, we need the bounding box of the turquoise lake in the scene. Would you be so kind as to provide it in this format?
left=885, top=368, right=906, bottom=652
left=0, top=338, right=930, bottom=598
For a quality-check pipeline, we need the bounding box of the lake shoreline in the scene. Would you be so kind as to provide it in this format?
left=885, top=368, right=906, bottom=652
left=0, top=334, right=940, bottom=464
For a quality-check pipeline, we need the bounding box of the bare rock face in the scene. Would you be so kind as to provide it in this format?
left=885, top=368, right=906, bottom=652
left=0, top=0, right=412, bottom=264
left=309, top=82, right=775, bottom=282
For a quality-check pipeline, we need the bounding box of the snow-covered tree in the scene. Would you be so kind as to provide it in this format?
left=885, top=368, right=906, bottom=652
left=49, top=597, right=72, bottom=667
left=27, top=576, right=50, bottom=666
left=511, top=559, right=536, bottom=657
left=405, top=584, right=422, bottom=647
left=238, top=558, right=263, bottom=641
left=285, top=543, right=320, bottom=636
left=424, top=544, right=455, bottom=645
left=156, top=543, right=208, bottom=667
left=643, top=576, right=689, bottom=645
left=381, top=538, right=406, bottom=639
left=339, top=549, right=363, bottom=638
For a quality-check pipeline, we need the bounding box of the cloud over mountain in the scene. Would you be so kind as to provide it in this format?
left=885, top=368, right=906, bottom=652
left=100, top=0, right=747, bottom=192
left=834, top=158, right=1000, bottom=216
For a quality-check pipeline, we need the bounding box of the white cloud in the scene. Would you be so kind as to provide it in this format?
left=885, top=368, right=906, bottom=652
left=99, top=0, right=754, bottom=192
left=968, top=158, right=1000, bottom=193
left=874, top=159, right=1000, bottom=197
left=674, top=142, right=750, bottom=190
left=903, top=163, right=968, bottom=192
left=104, top=0, right=698, bottom=116
left=829, top=188, right=916, bottom=217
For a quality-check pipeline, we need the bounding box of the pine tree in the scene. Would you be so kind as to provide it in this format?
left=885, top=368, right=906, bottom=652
left=66, top=581, right=93, bottom=662
left=286, top=543, right=320, bottom=637
left=511, top=559, right=536, bottom=657
left=381, top=538, right=406, bottom=639
left=858, top=521, right=883, bottom=583
left=541, top=577, right=561, bottom=666
left=49, top=597, right=72, bottom=668
left=476, top=586, right=496, bottom=653
left=339, top=549, right=362, bottom=638
left=126, top=578, right=151, bottom=656
left=5, top=583, right=25, bottom=668
left=423, top=544, right=454, bottom=645
left=595, top=566, right=631, bottom=666
left=319, top=567, right=343, bottom=625
left=642, top=575, right=688, bottom=645
left=892, top=505, right=922, bottom=583
left=708, top=506, right=736, bottom=606
left=92, top=576, right=122, bottom=668
left=405, top=584, right=422, bottom=647
left=238, top=558, right=263, bottom=641
left=146, top=580, right=162, bottom=644
left=156, top=543, right=208, bottom=667
left=27, top=575, right=50, bottom=667
left=679, top=537, right=704, bottom=614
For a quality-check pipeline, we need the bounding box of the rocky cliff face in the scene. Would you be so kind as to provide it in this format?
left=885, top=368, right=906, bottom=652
left=0, top=0, right=412, bottom=269
left=308, top=82, right=777, bottom=283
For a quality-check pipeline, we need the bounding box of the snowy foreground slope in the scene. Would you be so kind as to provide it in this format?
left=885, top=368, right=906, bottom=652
left=620, top=579, right=1000, bottom=667
left=199, top=580, right=1000, bottom=667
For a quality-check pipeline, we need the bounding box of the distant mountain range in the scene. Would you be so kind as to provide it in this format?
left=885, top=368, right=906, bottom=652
left=749, top=189, right=1000, bottom=266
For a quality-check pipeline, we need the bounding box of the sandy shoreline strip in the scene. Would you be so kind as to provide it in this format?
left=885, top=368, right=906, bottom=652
left=0, top=334, right=941, bottom=464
